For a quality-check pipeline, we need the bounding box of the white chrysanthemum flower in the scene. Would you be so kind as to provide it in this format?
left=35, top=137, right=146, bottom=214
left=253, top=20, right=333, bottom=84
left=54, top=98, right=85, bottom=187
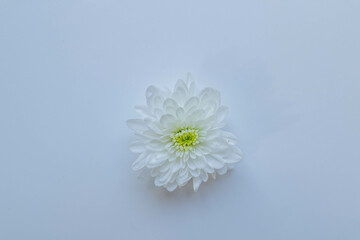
left=127, top=75, right=242, bottom=192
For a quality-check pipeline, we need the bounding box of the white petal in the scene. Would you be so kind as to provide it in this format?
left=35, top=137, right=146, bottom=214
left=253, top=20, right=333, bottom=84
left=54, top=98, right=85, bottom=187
left=184, top=97, right=199, bottom=112
left=126, top=119, right=148, bottom=133
left=141, top=130, right=161, bottom=140
left=174, top=79, right=188, bottom=94
left=172, top=80, right=188, bottom=104
left=197, top=145, right=212, bottom=155
left=170, top=160, right=182, bottom=173
left=151, top=168, right=160, bottom=177
left=216, top=146, right=242, bottom=163
left=205, top=129, right=222, bottom=141
left=186, top=159, right=197, bottom=170
left=217, top=166, right=228, bottom=175
left=184, top=73, right=192, bottom=85
left=176, top=107, right=185, bottom=120
left=186, top=73, right=196, bottom=96
left=159, top=163, right=170, bottom=173
left=132, top=152, right=149, bottom=171
left=215, top=106, right=228, bottom=124
left=203, top=101, right=219, bottom=116
left=222, top=131, right=238, bottom=145
left=176, top=169, right=191, bottom=186
left=189, top=151, right=197, bottom=159
left=153, top=95, right=164, bottom=109
left=153, top=108, right=164, bottom=119
left=200, top=171, right=208, bottom=182
left=205, top=155, right=224, bottom=169
left=146, top=140, right=165, bottom=152
left=145, top=86, right=160, bottom=108
left=154, top=170, right=173, bottom=186
left=193, top=177, right=202, bottom=192
left=134, top=105, right=154, bottom=119
left=188, top=109, right=206, bottom=122
left=193, top=156, right=207, bottom=168
left=144, top=119, right=163, bottom=134
left=196, top=114, right=217, bottom=130
left=207, top=138, right=229, bottom=152
left=204, top=165, right=215, bottom=174
left=129, top=142, right=146, bottom=153
left=160, top=114, right=177, bottom=129
left=227, top=163, right=236, bottom=170
left=199, top=88, right=220, bottom=108
left=190, top=168, right=201, bottom=177
left=166, top=182, right=178, bottom=192
left=226, top=150, right=243, bottom=163
left=147, top=154, right=167, bottom=168
left=163, top=98, right=178, bottom=112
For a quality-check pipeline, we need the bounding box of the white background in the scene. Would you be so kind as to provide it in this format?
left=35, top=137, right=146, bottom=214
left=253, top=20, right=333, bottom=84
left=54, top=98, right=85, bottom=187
left=1, top=0, right=359, bottom=239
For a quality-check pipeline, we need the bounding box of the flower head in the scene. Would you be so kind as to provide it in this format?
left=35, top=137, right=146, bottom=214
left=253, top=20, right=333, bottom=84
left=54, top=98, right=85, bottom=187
left=127, top=74, right=242, bottom=192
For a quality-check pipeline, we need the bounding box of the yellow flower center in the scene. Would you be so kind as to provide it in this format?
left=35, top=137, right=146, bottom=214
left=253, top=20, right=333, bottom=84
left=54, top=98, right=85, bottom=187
left=172, top=128, right=199, bottom=151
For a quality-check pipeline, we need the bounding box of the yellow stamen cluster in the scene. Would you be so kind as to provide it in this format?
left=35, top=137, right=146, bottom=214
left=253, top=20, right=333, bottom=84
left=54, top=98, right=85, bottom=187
left=172, top=128, right=199, bottom=151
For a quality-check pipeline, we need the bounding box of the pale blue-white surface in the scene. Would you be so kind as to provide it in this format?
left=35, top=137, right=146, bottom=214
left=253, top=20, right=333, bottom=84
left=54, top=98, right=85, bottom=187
left=0, top=0, right=359, bottom=239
